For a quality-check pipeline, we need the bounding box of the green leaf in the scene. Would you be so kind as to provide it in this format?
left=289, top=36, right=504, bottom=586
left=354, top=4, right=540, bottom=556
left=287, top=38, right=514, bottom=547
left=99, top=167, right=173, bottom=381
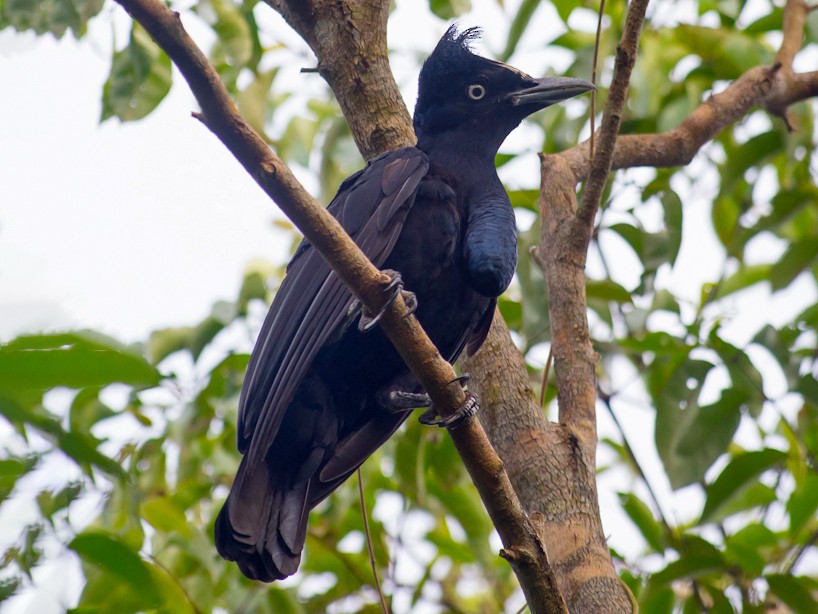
left=69, top=532, right=161, bottom=606
left=607, top=223, right=672, bottom=274
left=649, top=353, right=745, bottom=489
left=766, top=574, right=818, bottom=614
left=428, top=0, right=471, bottom=19
left=1, top=0, right=104, bottom=37
left=647, top=535, right=726, bottom=589
left=709, top=330, right=765, bottom=416
left=640, top=586, right=675, bottom=612
left=712, top=195, right=741, bottom=247
left=265, top=587, right=305, bottom=614
left=508, top=189, right=540, bottom=211
left=37, top=482, right=83, bottom=523
left=58, top=431, right=125, bottom=477
left=723, top=523, right=776, bottom=575
left=497, top=295, right=522, bottom=331
left=102, top=23, right=172, bottom=122
left=701, top=448, right=787, bottom=522
left=0, top=397, right=123, bottom=477
left=69, top=387, right=117, bottom=433
left=237, top=68, right=279, bottom=141
left=147, top=327, right=195, bottom=365
left=586, top=279, right=633, bottom=304
left=661, top=190, right=683, bottom=266
left=0, top=577, right=21, bottom=604
left=151, top=565, right=197, bottom=614
left=677, top=26, right=773, bottom=79
left=501, top=0, right=540, bottom=61
left=9, top=525, right=44, bottom=579
left=206, top=0, right=252, bottom=67
left=714, top=264, right=772, bottom=299
left=745, top=7, right=785, bottom=33
left=770, top=238, right=818, bottom=291
left=0, top=338, right=160, bottom=391
left=788, top=473, right=818, bottom=537
left=0, top=455, right=38, bottom=504
left=191, top=314, right=229, bottom=360
left=705, top=481, right=776, bottom=523
left=670, top=389, right=744, bottom=488
left=652, top=289, right=680, bottom=314
left=722, top=131, right=784, bottom=191
left=551, top=0, right=577, bottom=22
left=142, top=497, right=192, bottom=537
left=619, top=493, right=666, bottom=552
left=797, top=374, right=818, bottom=407
left=237, top=271, right=269, bottom=316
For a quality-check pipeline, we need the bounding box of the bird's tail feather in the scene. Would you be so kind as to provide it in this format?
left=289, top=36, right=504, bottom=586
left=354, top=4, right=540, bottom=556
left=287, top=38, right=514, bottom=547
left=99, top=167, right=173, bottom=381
left=214, top=457, right=309, bottom=582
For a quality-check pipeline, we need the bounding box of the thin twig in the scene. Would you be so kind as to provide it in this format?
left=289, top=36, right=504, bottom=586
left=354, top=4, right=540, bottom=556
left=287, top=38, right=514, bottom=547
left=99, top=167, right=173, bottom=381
left=515, top=601, right=531, bottom=614
left=538, top=346, right=554, bottom=407
left=357, top=468, right=390, bottom=614
left=597, top=390, right=675, bottom=537
left=589, top=0, right=607, bottom=162
left=787, top=527, right=818, bottom=573
left=577, top=0, right=650, bottom=227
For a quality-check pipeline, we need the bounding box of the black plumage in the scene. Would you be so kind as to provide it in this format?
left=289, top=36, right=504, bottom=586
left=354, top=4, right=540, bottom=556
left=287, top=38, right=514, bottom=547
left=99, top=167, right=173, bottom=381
left=215, top=25, right=593, bottom=582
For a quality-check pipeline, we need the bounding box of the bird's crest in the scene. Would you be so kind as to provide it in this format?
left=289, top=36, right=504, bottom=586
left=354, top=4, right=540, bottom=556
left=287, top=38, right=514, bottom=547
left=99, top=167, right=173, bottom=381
left=420, top=25, right=483, bottom=85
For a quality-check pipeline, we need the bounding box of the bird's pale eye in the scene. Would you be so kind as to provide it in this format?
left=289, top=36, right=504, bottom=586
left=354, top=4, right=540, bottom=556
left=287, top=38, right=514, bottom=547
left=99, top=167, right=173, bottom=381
left=467, top=84, right=486, bottom=100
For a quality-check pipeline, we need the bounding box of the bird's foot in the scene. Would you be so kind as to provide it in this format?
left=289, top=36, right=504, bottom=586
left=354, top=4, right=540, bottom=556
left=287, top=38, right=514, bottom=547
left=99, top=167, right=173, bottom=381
left=378, top=390, right=431, bottom=413
left=357, top=269, right=417, bottom=333
left=418, top=374, right=478, bottom=430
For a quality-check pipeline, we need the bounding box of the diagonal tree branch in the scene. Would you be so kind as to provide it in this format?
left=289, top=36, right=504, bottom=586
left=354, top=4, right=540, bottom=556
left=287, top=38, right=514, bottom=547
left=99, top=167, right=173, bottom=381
left=112, top=0, right=565, bottom=609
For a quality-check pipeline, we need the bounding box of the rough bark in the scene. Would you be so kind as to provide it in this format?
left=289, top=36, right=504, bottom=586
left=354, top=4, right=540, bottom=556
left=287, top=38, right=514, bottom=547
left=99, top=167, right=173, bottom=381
left=264, top=0, right=415, bottom=159
left=462, top=313, right=631, bottom=610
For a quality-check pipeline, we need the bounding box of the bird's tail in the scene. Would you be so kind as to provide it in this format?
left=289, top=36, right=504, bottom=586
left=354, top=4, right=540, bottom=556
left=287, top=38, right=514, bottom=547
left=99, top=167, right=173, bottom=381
left=214, top=456, right=309, bottom=582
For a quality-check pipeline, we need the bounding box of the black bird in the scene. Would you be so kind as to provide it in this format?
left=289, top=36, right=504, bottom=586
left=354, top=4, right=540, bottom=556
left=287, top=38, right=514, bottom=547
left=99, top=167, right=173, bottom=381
left=216, top=25, right=593, bottom=582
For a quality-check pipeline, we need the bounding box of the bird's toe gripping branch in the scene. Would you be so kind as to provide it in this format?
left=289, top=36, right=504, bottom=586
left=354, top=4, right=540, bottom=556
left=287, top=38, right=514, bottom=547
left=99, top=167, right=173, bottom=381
left=356, top=269, right=418, bottom=333
left=419, top=374, right=479, bottom=430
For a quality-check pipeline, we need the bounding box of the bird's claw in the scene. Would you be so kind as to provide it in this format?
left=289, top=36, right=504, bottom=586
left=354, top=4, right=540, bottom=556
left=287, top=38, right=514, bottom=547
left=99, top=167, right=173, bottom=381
left=418, top=374, right=478, bottom=430
left=419, top=392, right=479, bottom=430
left=357, top=269, right=416, bottom=332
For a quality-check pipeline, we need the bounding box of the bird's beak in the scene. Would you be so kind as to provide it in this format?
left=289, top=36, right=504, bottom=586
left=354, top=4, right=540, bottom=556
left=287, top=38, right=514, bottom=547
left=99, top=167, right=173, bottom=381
left=507, top=76, right=596, bottom=107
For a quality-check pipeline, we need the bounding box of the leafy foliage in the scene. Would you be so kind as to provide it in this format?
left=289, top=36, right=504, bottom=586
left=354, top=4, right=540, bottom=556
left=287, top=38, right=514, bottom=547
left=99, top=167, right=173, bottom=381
left=1, top=0, right=817, bottom=612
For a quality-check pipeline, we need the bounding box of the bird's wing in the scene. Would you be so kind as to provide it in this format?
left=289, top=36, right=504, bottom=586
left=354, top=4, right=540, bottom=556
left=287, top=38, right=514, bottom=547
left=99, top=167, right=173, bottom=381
left=237, top=147, right=430, bottom=467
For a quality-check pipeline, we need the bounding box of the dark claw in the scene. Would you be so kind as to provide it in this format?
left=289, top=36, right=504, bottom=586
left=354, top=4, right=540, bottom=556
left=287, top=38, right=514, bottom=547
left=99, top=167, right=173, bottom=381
left=401, top=290, right=418, bottom=317
left=358, top=269, right=406, bottom=333
left=449, top=373, right=470, bottom=386
left=418, top=373, right=478, bottom=430
left=419, top=392, right=479, bottom=430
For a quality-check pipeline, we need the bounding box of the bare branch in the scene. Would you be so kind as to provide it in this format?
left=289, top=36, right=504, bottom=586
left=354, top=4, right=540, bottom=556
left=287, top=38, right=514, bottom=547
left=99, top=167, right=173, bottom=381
left=777, top=0, right=809, bottom=69
left=577, top=0, right=649, bottom=227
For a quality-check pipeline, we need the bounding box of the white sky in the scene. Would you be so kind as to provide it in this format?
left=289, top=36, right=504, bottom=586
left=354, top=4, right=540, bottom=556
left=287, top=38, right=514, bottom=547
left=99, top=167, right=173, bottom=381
left=0, top=20, right=293, bottom=343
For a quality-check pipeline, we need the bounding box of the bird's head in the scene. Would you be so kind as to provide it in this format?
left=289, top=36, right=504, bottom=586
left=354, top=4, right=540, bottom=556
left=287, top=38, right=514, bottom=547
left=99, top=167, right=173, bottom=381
left=413, top=26, right=594, bottom=154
